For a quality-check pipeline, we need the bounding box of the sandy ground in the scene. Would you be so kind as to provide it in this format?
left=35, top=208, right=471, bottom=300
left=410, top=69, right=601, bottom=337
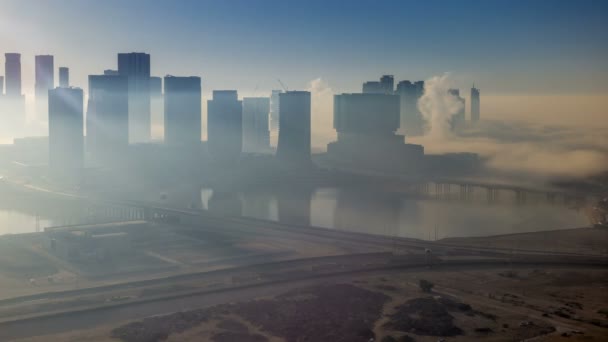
left=10, top=266, right=607, bottom=342
left=440, top=227, right=608, bottom=256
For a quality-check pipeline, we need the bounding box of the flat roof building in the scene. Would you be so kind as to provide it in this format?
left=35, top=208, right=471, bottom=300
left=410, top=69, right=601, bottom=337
left=59, top=67, right=69, bottom=88
left=118, top=52, right=151, bottom=143
left=242, top=97, right=271, bottom=154
left=164, top=76, right=201, bottom=147
left=48, top=87, right=84, bottom=177
left=35, top=55, right=54, bottom=99
left=207, top=90, right=242, bottom=163
left=5, top=53, right=22, bottom=97
left=87, top=74, right=129, bottom=166
left=276, top=91, right=311, bottom=164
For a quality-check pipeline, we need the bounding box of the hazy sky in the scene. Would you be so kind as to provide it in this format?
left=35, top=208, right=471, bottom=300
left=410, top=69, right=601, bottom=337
left=1, top=0, right=607, bottom=96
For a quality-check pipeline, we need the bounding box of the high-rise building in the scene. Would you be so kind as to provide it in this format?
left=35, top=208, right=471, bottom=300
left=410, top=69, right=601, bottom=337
left=269, top=90, right=282, bottom=147
left=150, top=77, right=162, bottom=99
left=118, top=52, right=151, bottom=143
left=149, top=76, right=163, bottom=140
left=448, top=88, right=466, bottom=129
left=362, top=81, right=384, bottom=94
left=363, top=76, right=395, bottom=94
left=380, top=75, right=394, bottom=94
left=207, top=90, right=242, bottom=163
left=59, top=67, right=69, bottom=88
left=87, top=75, right=129, bottom=166
left=276, top=91, right=311, bottom=163
left=242, top=97, right=270, bottom=154
left=5, top=53, right=22, bottom=97
left=164, top=76, right=201, bottom=147
left=328, top=93, right=424, bottom=172
left=48, top=87, right=84, bottom=176
left=35, top=55, right=54, bottom=99
left=470, top=85, right=480, bottom=122
left=396, top=80, right=425, bottom=136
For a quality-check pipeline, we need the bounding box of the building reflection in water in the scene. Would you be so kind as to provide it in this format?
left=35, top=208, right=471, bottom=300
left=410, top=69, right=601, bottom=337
left=333, top=190, right=401, bottom=237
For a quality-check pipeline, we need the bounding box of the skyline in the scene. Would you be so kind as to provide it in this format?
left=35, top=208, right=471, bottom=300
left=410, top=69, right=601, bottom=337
left=1, top=0, right=607, bottom=97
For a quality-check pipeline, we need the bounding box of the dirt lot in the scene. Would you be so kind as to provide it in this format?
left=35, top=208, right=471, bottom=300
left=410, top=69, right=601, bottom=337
left=441, top=227, right=608, bottom=256
left=11, top=266, right=607, bottom=342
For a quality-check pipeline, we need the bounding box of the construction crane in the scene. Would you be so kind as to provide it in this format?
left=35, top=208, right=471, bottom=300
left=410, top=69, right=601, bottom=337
left=277, top=79, right=289, bottom=92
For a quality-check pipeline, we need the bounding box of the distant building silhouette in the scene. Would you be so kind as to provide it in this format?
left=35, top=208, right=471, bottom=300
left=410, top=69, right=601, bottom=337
left=163, top=76, right=201, bottom=147
left=269, top=89, right=282, bottom=146
left=363, top=75, right=395, bottom=94
left=104, top=69, right=119, bottom=76
left=5, top=53, right=22, bottom=97
left=150, top=77, right=162, bottom=99
left=35, top=55, right=54, bottom=99
left=380, top=75, right=394, bottom=94
left=276, top=91, right=311, bottom=164
left=48, top=87, right=84, bottom=177
left=362, top=81, right=384, bottom=94
left=242, top=97, right=271, bottom=154
left=0, top=76, right=3, bottom=95
left=328, top=93, right=424, bottom=172
left=118, top=52, right=151, bottom=143
left=87, top=74, right=129, bottom=166
left=58, top=67, right=69, bottom=88
left=470, top=85, right=480, bottom=122
left=150, top=76, right=163, bottom=140
left=448, top=88, right=465, bottom=129
left=207, top=90, right=242, bottom=163
left=396, top=80, right=425, bottom=136
left=3, top=53, right=25, bottom=133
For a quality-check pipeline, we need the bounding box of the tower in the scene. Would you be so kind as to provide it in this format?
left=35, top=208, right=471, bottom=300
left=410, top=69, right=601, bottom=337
left=276, top=91, right=311, bottom=164
left=242, top=97, right=271, bottom=153
left=470, top=85, right=480, bottom=122
left=48, top=87, right=84, bottom=177
left=35, top=55, right=55, bottom=99
left=5, top=53, right=22, bottom=97
left=59, top=67, right=69, bottom=88
left=207, top=90, right=242, bottom=163
left=164, top=76, right=202, bottom=147
left=118, top=52, right=151, bottom=143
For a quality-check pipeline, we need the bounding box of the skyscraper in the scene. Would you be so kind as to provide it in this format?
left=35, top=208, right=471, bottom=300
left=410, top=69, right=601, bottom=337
left=448, top=88, right=466, bottom=130
left=363, top=76, right=395, bottom=94
left=242, top=97, right=270, bottom=154
left=276, top=91, right=311, bottom=163
left=35, top=55, right=55, bottom=99
left=327, top=93, right=424, bottom=172
left=87, top=74, right=129, bottom=166
left=396, top=80, right=425, bottom=136
left=470, top=85, right=480, bottom=122
left=163, top=76, right=201, bottom=147
left=269, top=89, right=282, bottom=146
left=362, top=81, right=384, bottom=94
left=59, top=67, right=69, bottom=88
left=380, top=75, right=394, bottom=94
left=5, top=53, right=22, bottom=97
left=118, top=52, right=151, bottom=143
left=207, top=90, right=242, bottom=163
left=48, top=87, right=84, bottom=176
left=150, top=77, right=162, bottom=99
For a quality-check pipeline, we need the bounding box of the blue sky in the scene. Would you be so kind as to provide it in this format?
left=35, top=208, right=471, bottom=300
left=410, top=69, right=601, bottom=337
left=1, top=0, right=607, bottom=95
